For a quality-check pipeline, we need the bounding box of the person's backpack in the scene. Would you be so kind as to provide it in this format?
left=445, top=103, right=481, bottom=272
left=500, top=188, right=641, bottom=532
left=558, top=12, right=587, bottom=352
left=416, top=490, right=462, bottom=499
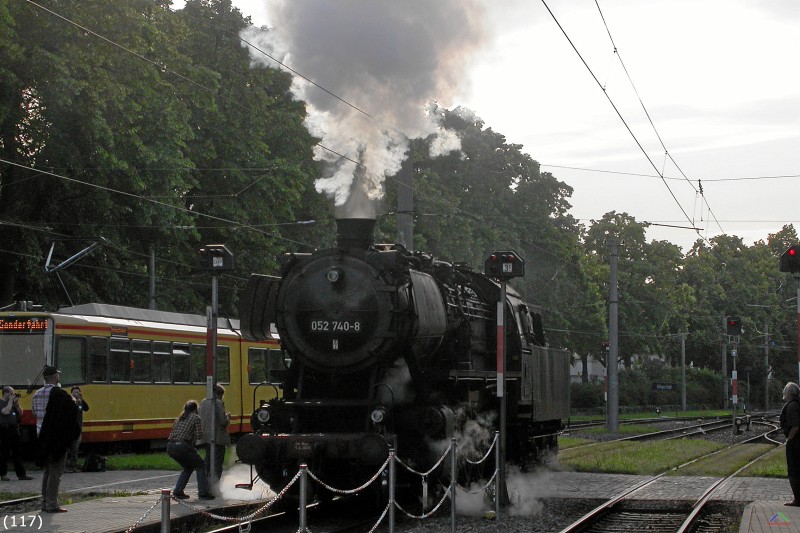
left=82, top=452, right=106, bottom=472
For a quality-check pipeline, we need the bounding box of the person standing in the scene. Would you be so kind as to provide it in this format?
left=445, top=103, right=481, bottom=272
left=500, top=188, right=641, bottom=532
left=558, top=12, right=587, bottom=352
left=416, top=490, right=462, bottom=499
left=0, top=386, right=33, bottom=481
left=199, top=384, right=231, bottom=485
left=780, top=382, right=800, bottom=506
left=33, top=366, right=80, bottom=513
left=167, top=400, right=214, bottom=500
left=66, top=386, right=90, bottom=472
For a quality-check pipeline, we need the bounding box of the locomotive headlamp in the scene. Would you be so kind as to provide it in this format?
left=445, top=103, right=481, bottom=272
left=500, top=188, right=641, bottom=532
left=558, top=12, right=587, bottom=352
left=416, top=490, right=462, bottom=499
left=256, top=406, right=271, bottom=424
left=326, top=267, right=343, bottom=283
left=370, top=406, right=386, bottom=425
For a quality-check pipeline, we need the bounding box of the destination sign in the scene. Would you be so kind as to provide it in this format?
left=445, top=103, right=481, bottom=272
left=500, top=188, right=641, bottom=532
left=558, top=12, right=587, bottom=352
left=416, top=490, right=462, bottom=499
left=0, top=318, right=48, bottom=333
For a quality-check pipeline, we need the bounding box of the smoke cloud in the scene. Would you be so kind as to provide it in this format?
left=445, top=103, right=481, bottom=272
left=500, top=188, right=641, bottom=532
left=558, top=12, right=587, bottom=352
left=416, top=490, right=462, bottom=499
left=220, top=464, right=277, bottom=501
left=241, top=1, right=487, bottom=216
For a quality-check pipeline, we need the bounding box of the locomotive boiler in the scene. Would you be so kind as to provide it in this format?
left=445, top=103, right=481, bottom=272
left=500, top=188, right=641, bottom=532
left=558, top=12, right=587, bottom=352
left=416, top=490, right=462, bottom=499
left=236, top=218, right=570, bottom=503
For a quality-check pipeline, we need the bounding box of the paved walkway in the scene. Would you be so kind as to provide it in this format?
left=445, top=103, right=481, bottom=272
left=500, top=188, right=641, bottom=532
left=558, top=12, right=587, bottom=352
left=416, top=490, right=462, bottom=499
left=0, top=469, right=795, bottom=532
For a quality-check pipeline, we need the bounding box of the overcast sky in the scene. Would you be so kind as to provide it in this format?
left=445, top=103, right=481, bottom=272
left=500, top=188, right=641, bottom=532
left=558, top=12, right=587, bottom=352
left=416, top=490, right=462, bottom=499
left=178, top=0, right=800, bottom=252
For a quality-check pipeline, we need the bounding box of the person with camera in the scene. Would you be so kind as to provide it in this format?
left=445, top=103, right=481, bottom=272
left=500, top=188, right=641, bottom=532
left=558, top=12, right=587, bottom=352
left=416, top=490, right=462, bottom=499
left=33, top=366, right=81, bottom=512
left=0, top=386, right=33, bottom=481
left=199, top=383, right=231, bottom=487
left=66, top=386, right=90, bottom=472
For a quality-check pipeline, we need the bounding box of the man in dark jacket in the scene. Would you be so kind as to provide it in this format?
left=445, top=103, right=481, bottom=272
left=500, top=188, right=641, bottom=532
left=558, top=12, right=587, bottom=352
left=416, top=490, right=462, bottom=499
left=781, top=382, right=800, bottom=506
left=34, top=366, right=80, bottom=513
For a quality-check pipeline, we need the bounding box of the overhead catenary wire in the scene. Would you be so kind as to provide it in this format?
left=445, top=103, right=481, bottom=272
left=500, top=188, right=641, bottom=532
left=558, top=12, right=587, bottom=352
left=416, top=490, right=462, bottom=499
left=539, top=0, right=699, bottom=238
left=18, top=0, right=498, bottom=248
left=15, top=0, right=782, bottom=281
left=0, top=158, right=315, bottom=251
left=593, top=0, right=724, bottom=236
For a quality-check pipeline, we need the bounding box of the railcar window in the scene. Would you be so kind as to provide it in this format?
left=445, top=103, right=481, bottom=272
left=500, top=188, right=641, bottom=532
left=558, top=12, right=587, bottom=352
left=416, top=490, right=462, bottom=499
left=216, top=345, right=230, bottom=384
left=132, top=339, right=152, bottom=383
left=190, top=344, right=205, bottom=383
left=109, top=338, right=131, bottom=382
left=247, top=348, right=266, bottom=384
left=173, top=344, right=190, bottom=383
left=153, top=341, right=170, bottom=383
left=268, top=349, right=286, bottom=383
left=248, top=348, right=284, bottom=384
left=56, top=336, right=85, bottom=383
left=90, top=337, right=108, bottom=382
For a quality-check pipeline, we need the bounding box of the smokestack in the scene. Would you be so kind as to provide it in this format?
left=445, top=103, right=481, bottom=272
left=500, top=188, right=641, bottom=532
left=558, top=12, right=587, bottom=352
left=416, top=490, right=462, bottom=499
left=336, top=218, right=376, bottom=250
left=397, top=158, right=414, bottom=250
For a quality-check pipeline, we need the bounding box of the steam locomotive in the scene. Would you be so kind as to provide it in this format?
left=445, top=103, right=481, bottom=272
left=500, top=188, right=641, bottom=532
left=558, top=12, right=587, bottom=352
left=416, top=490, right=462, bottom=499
left=236, top=218, right=570, bottom=504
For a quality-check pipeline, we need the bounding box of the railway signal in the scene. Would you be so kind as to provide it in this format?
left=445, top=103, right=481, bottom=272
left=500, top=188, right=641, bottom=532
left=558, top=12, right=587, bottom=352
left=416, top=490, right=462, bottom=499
left=484, top=250, right=524, bottom=280
left=779, top=244, right=800, bottom=382
left=726, top=317, right=742, bottom=337
left=780, top=245, right=800, bottom=274
left=484, top=250, right=525, bottom=509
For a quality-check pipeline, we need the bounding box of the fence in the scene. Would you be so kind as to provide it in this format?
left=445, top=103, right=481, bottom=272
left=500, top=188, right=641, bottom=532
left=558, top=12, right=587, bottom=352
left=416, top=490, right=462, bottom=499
left=126, top=432, right=505, bottom=533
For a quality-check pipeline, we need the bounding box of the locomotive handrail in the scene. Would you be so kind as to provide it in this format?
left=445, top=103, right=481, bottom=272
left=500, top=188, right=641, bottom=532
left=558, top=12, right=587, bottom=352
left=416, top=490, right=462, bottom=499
left=251, top=381, right=280, bottom=414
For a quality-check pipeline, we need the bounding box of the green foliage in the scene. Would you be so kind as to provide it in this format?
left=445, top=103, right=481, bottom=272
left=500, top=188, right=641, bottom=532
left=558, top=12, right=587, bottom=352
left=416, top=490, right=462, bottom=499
left=558, top=440, right=723, bottom=475
left=570, top=381, right=604, bottom=409
left=106, top=452, right=178, bottom=470
left=0, top=0, right=327, bottom=314
left=0, top=0, right=797, bottom=403
left=571, top=365, right=724, bottom=410
left=739, top=446, right=787, bottom=478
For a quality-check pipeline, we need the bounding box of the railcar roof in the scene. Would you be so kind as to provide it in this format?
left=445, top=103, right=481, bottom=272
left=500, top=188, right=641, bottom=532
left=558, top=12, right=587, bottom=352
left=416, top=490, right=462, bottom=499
left=58, top=303, right=240, bottom=330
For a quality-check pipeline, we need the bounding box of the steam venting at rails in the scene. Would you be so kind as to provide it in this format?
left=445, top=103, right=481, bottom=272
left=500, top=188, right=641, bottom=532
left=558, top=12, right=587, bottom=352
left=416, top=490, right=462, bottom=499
left=241, top=0, right=487, bottom=219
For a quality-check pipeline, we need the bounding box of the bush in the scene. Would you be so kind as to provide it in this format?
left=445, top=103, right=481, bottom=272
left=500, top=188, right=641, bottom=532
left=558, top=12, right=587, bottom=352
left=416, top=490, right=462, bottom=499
left=570, top=381, right=604, bottom=409
left=569, top=366, right=725, bottom=410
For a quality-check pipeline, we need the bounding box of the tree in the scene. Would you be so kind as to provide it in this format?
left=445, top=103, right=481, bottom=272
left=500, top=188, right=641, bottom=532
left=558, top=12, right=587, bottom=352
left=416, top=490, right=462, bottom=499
left=0, top=0, right=326, bottom=315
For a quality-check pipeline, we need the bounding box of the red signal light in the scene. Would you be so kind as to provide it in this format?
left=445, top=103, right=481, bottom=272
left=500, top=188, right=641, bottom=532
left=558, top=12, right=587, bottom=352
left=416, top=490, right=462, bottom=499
left=790, top=249, right=797, bottom=257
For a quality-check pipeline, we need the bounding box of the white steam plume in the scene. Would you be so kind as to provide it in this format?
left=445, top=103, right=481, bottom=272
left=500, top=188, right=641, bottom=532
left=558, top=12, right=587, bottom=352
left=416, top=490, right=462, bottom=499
left=241, top=0, right=487, bottom=215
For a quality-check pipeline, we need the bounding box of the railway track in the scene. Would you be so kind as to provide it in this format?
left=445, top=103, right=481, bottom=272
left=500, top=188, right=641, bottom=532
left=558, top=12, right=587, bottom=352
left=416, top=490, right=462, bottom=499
left=565, top=413, right=780, bottom=448
left=557, top=425, right=784, bottom=533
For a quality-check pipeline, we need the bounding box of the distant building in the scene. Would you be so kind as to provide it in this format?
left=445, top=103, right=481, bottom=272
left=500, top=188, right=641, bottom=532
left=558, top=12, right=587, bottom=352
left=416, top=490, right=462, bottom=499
left=570, top=352, right=665, bottom=384
left=570, top=355, right=605, bottom=384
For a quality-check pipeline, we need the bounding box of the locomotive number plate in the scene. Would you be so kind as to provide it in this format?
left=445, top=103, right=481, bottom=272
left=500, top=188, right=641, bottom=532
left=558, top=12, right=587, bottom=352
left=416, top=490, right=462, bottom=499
left=310, top=320, right=361, bottom=332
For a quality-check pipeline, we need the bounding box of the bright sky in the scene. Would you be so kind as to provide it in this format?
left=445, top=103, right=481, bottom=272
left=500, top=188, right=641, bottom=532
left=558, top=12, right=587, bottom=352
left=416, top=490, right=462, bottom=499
left=179, top=0, right=800, bottom=252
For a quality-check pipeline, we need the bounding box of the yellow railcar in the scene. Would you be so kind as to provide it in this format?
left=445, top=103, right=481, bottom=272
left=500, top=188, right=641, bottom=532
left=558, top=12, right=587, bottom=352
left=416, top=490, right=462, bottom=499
left=0, top=303, right=284, bottom=450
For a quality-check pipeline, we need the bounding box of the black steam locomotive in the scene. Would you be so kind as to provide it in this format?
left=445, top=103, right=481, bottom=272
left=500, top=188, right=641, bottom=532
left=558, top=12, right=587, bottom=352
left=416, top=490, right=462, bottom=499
left=236, top=218, right=570, bottom=503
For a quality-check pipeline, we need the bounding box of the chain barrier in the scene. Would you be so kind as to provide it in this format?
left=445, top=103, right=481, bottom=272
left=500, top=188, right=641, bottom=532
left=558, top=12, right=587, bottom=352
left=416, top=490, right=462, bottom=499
left=124, top=493, right=164, bottom=533
left=395, top=485, right=452, bottom=520
left=306, top=455, right=391, bottom=495
left=394, top=439, right=453, bottom=476
left=124, top=431, right=500, bottom=532
left=462, top=432, right=498, bottom=465
left=172, top=469, right=302, bottom=524
left=365, top=502, right=391, bottom=533
left=459, top=467, right=498, bottom=494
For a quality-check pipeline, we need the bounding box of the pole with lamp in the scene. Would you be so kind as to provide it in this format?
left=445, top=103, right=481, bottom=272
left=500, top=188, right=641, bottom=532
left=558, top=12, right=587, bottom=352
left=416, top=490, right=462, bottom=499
left=484, top=250, right=524, bottom=510
left=780, top=245, right=800, bottom=383
left=198, top=244, right=234, bottom=489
